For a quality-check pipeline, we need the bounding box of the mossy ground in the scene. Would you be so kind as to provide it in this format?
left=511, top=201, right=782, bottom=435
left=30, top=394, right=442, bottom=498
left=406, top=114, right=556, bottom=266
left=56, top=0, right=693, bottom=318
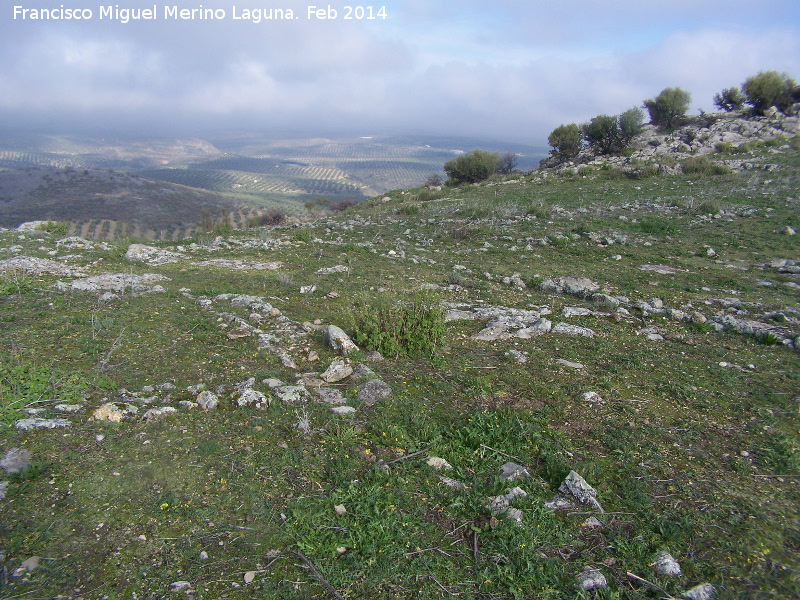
left=1, top=145, right=799, bottom=599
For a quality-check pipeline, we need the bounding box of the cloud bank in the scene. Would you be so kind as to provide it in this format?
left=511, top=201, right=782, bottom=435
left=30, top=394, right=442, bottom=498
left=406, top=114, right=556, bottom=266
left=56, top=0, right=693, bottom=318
left=2, top=0, right=799, bottom=144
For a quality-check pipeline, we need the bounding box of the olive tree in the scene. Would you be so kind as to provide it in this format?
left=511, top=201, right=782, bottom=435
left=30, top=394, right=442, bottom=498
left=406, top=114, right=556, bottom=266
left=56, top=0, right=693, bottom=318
left=547, top=123, right=583, bottom=159
left=443, top=149, right=500, bottom=184
left=643, top=87, right=692, bottom=129
left=713, top=87, right=746, bottom=112
left=742, top=71, right=798, bottom=113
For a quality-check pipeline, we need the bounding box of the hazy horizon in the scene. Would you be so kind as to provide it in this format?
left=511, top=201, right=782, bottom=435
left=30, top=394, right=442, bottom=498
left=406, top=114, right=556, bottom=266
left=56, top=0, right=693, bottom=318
left=2, top=1, right=800, bottom=146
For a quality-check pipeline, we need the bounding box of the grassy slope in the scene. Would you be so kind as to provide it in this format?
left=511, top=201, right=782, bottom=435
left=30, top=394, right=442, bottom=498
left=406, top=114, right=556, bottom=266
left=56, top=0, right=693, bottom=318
left=0, top=142, right=799, bottom=599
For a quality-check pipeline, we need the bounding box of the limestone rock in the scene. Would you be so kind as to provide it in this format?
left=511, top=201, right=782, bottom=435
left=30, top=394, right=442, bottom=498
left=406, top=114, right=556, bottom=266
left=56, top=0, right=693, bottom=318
left=538, top=276, right=600, bottom=298
left=125, top=244, right=184, bottom=265
left=499, top=462, right=530, bottom=481
left=15, top=418, right=71, bottom=430
left=273, top=386, right=310, bottom=404
left=316, top=265, right=350, bottom=274
left=1, top=448, right=32, bottom=474
left=321, top=360, right=353, bottom=383
left=552, top=322, right=595, bottom=337
left=332, top=406, right=356, bottom=415
left=560, top=471, right=603, bottom=512
left=683, top=584, right=716, bottom=600
left=580, top=391, right=603, bottom=404
left=196, top=391, right=219, bottom=411
left=143, top=407, right=178, bottom=421
left=577, top=567, right=607, bottom=591
left=327, top=325, right=359, bottom=355
left=652, top=550, right=682, bottom=577
left=92, top=403, right=125, bottom=422
left=357, top=379, right=392, bottom=406
left=426, top=457, right=453, bottom=471
left=235, top=389, right=270, bottom=409
left=315, top=387, right=346, bottom=405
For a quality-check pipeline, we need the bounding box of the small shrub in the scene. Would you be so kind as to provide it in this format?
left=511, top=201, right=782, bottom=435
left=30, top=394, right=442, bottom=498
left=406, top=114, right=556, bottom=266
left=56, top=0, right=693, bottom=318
left=681, top=155, right=730, bottom=176
left=397, top=205, right=419, bottom=216
left=581, top=107, right=644, bottom=155
left=577, top=165, right=594, bottom=177
left=36, top=221, right=69, bottom=237
left=349, top=292, right=445, bottom=359
left=250, top=208, right=287, bottom=227
left=497, top=152, right=518, bottom=175
left=742, top=70, right=799, bottom=113
left=695, top=200, right=721, bottom=215
left=637, top=216, right=678, bottom=235
left=292, top=228, right=313, bottom=243
left=424, top=173, right=443, bottom=187
left=330, top=198, right=360, bottom=212
left=714, top=86, right=746, bottom=112
left=443, top=149, right=500, bottom=185
left=547, top=123, right=583, bottom=159
left=643, top=87, right=692, bottom=129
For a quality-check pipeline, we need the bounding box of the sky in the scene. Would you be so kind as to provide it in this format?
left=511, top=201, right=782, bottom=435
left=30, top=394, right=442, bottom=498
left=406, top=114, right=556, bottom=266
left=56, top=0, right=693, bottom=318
left=2, top=0, right=800, bottom=146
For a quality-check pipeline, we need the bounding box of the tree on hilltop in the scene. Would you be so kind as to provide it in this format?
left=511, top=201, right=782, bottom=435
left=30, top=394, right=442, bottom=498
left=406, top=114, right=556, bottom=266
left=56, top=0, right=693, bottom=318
left=742, top=71, right=799, bottom=113
left=547, top=123, right=583, bottom=159
left=443, top=149, right=500, bottom=185
left=643, top=87, right=691, bottom=129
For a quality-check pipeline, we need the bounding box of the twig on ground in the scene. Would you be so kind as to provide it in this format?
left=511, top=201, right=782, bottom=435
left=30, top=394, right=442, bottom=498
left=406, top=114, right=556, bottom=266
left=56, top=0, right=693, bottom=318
left=385, top=446, right=430, bottom=465
left=296, top=551, right=345, bottom=600
left=626, top=571, right=679, bottom=600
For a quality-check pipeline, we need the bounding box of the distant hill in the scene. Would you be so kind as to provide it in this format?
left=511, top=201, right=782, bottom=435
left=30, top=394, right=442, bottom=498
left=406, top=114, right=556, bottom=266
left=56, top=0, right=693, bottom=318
left=0, top=166, right=244, bottom=237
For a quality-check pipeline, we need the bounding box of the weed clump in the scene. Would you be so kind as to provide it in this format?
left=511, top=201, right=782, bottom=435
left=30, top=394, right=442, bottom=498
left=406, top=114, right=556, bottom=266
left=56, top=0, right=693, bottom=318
left=681, top=155, right=730, bottom=176
left=349, top=292, right=445, bottom=359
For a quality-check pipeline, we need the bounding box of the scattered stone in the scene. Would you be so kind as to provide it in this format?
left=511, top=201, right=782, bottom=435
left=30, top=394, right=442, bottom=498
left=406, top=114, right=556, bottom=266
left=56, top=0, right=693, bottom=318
left=125, top=244, right=184, bottom=265
left=279, top=353, right=298, bottom=369
left=321, top=360, right=353, bottom=383
left=562, top=307, right=593, bottom=317
left=235, top=389, right=270, bottom=409
left=307, top=350, right=319, bottom=362
left=577, top=567, right=607, bottom=591
left=178, top=401, right=197, bottom=409
left=506, top=349, right=528, bottom=363
left=652, top=550, right=682, bottom=577
left=426, top=457, right=453, bottom=471
left=780, top=225, right=796, bottom=236
left=300, top=285, right=316, bottom=294
left=439, top=476, right=468, bottom=490
left=143, top=407, right=177, bottom=421
left=0, top=481, right=9, bottom=500
left=365, top=350, right=384, bottom=361
left=263, top=378, right=285, bottom=388
left=683, top=583, right=716, bottom=600
left=332, top=406, right=356, bottom=415
left=557, top=359, right=584, bottom=370
left=195, top=259, right=282, bottom=271
left=560, top=471, right=604, bottom=513
left=334, top=504, right=347, bottom=516
left=0, top=255, right=78, bottom=276
left=499, top=462, right=530, bottom=481
left=552, top=323, right=595, bottom=337
left=358, top=379, right=392, bottom=406
left=1, top=448, right=32, bottom=474
left=227, top=326, right=252, bottom=339
left=352, top=363, right=376, bottom=379
left=92, top=402, right=125, bottom=423
left=315, top=387, right=346, bottom=405
left=316, top=265, right=350, bottom=274
left=538, top=276, right=600, bottom=298
left=54, top=404, right=84, bottom=413
left=169, top=581, right=192, bottom=592
left=580, top=391, right=603, bottom=404
left=639, top=264, right=678, bottom=275
left=15, top=417, right=71, bottom=430
left=67, top=272, right=170, bottom=295
left=327, top=325, right=359, bottom=355
left=544, top=495, right=576, bottom=510
left=199, top=551, right=209, bottom=561
left=514, top=318, right=552, bottom=338
left=582, top=516, right=604, bottom=529
left=273, top=386, right=310, bottom=404
left=196, top=391, right=219, bottom=411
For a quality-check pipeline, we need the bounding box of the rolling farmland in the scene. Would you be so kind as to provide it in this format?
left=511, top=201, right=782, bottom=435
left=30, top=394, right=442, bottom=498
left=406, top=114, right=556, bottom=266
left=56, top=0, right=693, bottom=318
left=0, top=134, right=547, bottom=237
